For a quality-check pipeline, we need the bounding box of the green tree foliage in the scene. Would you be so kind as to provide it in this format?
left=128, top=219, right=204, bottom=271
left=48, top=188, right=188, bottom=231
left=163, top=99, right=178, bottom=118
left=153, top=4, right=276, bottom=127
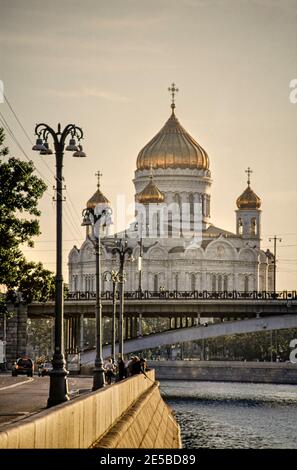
left=15, top=261, right=55, bottom=303
left=0, top=128, right=54, bottom=305
left=200, top=329, right=297, bottom=362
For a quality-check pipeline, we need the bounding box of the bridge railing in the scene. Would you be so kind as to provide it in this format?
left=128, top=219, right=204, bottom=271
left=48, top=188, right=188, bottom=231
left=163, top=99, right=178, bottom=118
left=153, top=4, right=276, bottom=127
left=64, top=290, right=297, bottom=301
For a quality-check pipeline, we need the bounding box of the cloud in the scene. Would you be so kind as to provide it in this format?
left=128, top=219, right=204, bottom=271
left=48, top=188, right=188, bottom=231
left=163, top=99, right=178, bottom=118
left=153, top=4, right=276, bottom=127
left=47, top=87, right=129, bottom=102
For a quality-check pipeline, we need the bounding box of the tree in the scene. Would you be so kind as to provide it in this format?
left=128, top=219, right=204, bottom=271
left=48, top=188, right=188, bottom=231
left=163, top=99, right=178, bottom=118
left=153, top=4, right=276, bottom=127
left=0, top=128, right=54, bottom=304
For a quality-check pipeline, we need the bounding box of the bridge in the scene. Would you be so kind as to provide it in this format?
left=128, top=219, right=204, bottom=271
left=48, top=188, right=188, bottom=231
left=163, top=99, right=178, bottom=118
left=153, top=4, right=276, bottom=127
left=81, top=313, right=297, bottom=364
left=4, top=290, right=297, bottom=365
left=28, top=290, right=297, bottom=319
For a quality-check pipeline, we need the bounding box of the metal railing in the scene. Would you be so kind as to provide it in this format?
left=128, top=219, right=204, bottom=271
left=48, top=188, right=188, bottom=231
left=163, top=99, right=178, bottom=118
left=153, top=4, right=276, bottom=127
left=64, top=290, right=297, bottom=301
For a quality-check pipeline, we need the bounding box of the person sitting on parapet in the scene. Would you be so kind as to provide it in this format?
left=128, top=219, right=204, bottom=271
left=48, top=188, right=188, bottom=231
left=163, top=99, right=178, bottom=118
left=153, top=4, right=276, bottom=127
left=140, top=357, right=148, bottom=372
left=131, top=356, right=142, bottom=375
left=105, top=357, right=116, bottom=385
left=117, top=356, right=127, bottom=381
left=126, top=356, right=135, bottom=376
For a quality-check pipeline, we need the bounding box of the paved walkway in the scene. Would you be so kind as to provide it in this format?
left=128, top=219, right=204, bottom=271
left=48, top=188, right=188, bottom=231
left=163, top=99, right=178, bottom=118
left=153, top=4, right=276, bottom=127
left=0, top=374, right=93, bottom=428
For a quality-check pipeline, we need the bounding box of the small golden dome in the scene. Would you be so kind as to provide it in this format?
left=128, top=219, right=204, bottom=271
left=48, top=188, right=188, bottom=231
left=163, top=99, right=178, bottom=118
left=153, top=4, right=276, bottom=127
left=136, top=175, right=165, bottom=205
left=87, top=171, right=110, bottom=209
left=236, top=186, right=261, bottom=209
left=136, top=109, right=209, bottom=171
left=236, top=168, right=261, bottom=209
left=87, top=189, right=110, bottom=209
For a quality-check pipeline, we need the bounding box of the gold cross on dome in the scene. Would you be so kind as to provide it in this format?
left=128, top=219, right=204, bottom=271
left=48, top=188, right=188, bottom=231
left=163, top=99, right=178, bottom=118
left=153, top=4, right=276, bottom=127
left=95, top=170, right=103, bottom=189
left=245, top=167, right=253, bottom=186
left=168, top=82, right=179, bottom=107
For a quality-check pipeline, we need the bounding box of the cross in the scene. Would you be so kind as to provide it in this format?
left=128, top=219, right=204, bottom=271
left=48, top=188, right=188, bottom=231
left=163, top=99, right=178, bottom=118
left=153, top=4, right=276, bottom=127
left=95, top=170, right=102, bottom=189
left=168, top=82, right=179, bottom=108
left=245, top=167, right=252, bottom=186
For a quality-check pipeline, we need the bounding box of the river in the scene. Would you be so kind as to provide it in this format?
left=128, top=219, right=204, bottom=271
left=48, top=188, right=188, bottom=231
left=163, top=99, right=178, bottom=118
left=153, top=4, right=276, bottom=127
left=161, top=381, right=297, bottom=449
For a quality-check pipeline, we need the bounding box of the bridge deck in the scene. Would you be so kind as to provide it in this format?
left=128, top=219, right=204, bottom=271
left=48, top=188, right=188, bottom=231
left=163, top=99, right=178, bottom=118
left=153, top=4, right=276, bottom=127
left=28, top=298, right=297, bottom=318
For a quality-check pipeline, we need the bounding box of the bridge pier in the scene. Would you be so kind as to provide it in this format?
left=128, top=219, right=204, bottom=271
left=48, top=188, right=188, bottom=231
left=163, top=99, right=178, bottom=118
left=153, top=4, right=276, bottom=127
left=0, top=302, right=28, bottom=367
left=80, top=314, right=84, bottom=351
left=138, top=313, right=143, bottom=336
left=124, top=316, right=127, bottom=340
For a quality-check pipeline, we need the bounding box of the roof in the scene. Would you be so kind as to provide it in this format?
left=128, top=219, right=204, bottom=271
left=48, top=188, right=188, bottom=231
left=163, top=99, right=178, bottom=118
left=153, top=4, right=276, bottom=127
left=136, top=109, right=209, bottom=171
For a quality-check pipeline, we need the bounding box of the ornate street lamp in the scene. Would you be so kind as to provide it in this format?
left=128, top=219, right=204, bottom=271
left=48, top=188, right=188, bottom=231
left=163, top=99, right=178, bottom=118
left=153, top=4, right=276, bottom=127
left=33, top=123, right=85, bottom=407
left=135, top=221, right=145, bottom=298
left=82, top=205, right=112, bottom=390
left=112, top=239, right=132, bottom=358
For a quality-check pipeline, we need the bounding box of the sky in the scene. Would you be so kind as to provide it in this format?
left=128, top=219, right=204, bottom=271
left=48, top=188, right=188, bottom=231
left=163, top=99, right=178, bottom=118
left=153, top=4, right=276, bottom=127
left=0, top=0, right=296, bottom=289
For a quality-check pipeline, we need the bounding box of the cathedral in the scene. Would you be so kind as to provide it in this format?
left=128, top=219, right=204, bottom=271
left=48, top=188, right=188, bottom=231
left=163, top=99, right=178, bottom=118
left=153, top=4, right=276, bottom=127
left=68, top=86, right=275, bottom=294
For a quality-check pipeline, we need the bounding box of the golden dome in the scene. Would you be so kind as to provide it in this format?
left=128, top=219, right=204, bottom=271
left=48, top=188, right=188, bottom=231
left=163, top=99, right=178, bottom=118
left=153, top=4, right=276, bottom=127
left=136, top=108, right=209, bottom=171
left=236, top=186, right=261, bottom=209
left=236, top=168, right=261, bottom=209
left=136, top=175, right=165, bottom=205
left=87, top=171, right=110, bottom=209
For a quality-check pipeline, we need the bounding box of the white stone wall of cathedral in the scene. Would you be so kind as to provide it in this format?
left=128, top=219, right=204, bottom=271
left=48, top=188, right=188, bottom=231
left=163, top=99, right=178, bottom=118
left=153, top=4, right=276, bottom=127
left=134, top=168, right=212, bottom=226
left=68, top=256, right=268, bottom=293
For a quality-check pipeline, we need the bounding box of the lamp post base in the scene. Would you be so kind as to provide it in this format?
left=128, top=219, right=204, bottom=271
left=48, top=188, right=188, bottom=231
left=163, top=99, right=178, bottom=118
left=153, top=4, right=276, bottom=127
left=47, top=368, right=69, bottom=408
left=92, top=362, right=105, bottom=391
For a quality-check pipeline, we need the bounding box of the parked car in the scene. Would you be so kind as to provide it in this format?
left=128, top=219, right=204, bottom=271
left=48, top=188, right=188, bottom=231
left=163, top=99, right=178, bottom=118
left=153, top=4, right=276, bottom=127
left=12, top=357, right=34, bottom=377
left=38, top=362, right=53, bottom=377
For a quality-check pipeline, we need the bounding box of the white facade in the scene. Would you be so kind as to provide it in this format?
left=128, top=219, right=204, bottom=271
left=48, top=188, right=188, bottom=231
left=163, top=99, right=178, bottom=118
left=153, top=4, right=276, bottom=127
left=68, top=107, right=274, bottom=293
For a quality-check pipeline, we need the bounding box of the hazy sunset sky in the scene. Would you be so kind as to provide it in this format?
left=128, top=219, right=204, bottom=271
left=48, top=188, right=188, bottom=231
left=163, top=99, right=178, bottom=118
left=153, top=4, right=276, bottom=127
left=0, top=0, right=296, bottom=289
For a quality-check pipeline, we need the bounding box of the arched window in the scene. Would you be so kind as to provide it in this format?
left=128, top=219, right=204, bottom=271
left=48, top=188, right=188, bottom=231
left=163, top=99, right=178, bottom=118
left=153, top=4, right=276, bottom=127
left=191, top=273, right=196, bottom=292
left=73, top=275, right=77, bottom=292
left=224, top=275, right=228, bottom=292
left=168, top=210, right=172, bottom=238
left=157, top=212, right=160, bottom=238
left=154, top=274, right=158, bottom=292
left=217, top=275, right=222, bottom=292
left=238, top=218, right=243, bottom=235
left=189, top=194, right=194, bottom=232
left=175, top=274, right=178, bottom=291
left=244, top=275, right=249, bottom=293
left=174, top=193, right=182, bottom=236
left=251, top=217, right=257, bottom=235
left=212, top=274, right=216, bottom=292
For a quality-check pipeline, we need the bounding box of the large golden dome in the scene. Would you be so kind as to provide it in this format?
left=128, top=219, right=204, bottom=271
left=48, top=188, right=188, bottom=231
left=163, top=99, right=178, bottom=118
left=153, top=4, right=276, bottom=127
left=136, top=108, right=209, bottom=171
left=136, top=175, right=165, bottom=205
left=237, top=185, right=261, bottom=209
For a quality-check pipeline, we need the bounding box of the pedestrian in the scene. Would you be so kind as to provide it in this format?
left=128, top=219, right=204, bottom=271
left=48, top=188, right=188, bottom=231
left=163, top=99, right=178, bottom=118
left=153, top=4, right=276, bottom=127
left=131, top=356, right=142, bottom=375
left=117, top=356, right=127, bottom=381
left=105, top=357, right=115, bottom=385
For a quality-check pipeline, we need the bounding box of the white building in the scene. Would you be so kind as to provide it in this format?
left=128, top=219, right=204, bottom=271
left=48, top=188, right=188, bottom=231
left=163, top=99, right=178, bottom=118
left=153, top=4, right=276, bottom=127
left=68, top=96, right=274, bottom=294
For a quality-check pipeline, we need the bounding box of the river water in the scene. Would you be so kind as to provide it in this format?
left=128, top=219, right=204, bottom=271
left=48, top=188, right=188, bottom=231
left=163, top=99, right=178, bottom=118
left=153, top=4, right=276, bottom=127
left=161, top=381, right=297, bottom=449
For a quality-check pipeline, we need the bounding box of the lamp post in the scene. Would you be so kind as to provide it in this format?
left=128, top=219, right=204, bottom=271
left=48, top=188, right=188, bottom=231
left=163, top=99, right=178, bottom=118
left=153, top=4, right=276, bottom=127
left=269, top=236, right=282, bottom=296
left=135, top=221, right=144, bottom=298
left=112, top=239, right=132, bottom=358
left=33, top=123, right=86, bottom=407
left=82, top=205, right=112, bottom=390
left=103, top=270, right=120, bottom=363
left=138, top=238, right=143, bottom=298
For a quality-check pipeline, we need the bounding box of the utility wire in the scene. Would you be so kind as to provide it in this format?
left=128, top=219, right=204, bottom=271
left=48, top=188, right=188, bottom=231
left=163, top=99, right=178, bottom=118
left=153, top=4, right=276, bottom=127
left=1, top=95, right=85, bottom=239
left=0, top=110, right=83, bottom=243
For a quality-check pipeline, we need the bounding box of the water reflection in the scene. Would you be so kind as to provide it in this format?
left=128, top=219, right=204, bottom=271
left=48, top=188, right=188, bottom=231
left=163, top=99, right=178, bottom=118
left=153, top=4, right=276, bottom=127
left=162, top=381, right=297, bottom=449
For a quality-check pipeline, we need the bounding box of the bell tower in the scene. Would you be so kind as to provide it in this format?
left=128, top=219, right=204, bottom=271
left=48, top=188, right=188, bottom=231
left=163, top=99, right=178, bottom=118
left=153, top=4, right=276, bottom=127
left=236, top=168, right=261, bottom=248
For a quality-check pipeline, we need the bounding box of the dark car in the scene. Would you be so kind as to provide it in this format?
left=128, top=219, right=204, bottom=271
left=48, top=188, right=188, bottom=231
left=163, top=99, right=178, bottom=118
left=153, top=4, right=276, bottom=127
left=38, top=362, right=53, bottom=377
left=12, top=357, right=34, bottom=377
